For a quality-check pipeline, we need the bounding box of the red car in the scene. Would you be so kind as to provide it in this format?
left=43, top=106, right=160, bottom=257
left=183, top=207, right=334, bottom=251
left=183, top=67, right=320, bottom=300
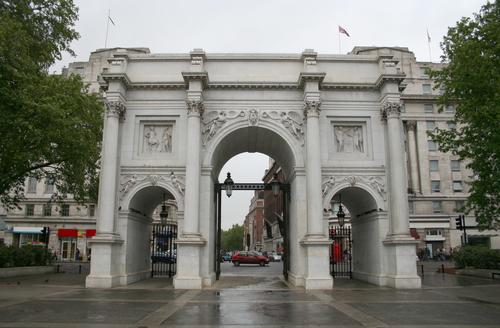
left=231, top=251, right=269, bottom=266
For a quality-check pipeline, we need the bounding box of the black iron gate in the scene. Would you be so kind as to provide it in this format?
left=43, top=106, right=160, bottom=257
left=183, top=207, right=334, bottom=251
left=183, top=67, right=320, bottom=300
left=151, top=223, right=177, bottom=277
left=329, top=226, right=352, bottom=278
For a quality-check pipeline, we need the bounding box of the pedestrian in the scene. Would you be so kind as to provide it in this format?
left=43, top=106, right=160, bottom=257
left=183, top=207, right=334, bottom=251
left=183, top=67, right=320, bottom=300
left=75, top=248, right=80, bottom=261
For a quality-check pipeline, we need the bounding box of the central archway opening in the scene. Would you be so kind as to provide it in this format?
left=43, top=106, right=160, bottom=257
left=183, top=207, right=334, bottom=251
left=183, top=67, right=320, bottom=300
left=216, top=153, right=287, bottom=288
left=204, top=124, right=301, bottom=289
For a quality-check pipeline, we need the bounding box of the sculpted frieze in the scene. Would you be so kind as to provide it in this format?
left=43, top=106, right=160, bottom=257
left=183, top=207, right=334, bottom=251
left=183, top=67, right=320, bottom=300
left=322, top=175, right=386, bottom=200
left=143, top=125, right=173, bottom=153
left=334, top=125, right=364, bottom=153
left=202, top=110, right=245, bottom=145
left=119, top=173, right=185, bottom=201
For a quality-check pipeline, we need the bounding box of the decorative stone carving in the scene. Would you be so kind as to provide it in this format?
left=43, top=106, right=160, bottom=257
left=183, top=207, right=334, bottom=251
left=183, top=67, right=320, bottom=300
left=143, top=125, right=173, bottom=153
left=262, top=111, right=304, bottom=142
left=191, top=56, right=203, bottom=66
left=119, top=173, right=186, bottom=201
left=186, top=100, right=204, bottom=115
left=248, top=109, right=259, bottom=126
left=170, top=172, right=185, bottom=196
left=303, top=100, right=321, bottom=117
left=334, top=126, right=364, bottom=153
left=105, top=101, right=126, bottom=117
left=406, top=120, right=417, bottom=131
left=202, top=110, right=245, bottom=145
left=381, top=102, right=402, bottom=119
left=322, top=175, right=386, bottom=200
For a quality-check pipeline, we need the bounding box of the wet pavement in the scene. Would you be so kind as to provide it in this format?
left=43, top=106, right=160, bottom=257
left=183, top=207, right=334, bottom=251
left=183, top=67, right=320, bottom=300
left=0, top=264, right=500, bottom=327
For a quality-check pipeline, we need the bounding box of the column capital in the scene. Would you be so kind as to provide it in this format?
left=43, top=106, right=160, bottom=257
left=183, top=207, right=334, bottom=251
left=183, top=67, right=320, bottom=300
left=186, top=99, right=204, bottom=116
left=381, top=101, right=402, bottom=120
left=406, top=120, right=417, bottom=130
left=105, top=100, right=126, bottom=118
left=303, top=100, right=321, bottom=118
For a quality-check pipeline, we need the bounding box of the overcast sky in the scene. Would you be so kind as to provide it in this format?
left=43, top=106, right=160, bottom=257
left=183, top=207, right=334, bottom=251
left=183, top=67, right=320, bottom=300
left=52, top=0, right=487, bottom=229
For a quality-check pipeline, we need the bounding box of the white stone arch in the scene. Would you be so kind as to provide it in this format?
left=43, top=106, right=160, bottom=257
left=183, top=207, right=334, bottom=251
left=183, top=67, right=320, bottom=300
left=121, top=178, right=184, bottom=216
left=322, top=179, right=386, bottom=215
left=202, top=114, right=305, bottom=178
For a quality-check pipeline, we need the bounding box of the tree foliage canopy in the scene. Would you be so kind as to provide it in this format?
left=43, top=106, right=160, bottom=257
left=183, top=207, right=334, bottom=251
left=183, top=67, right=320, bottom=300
left=0, top=0, right=104, bottom=207
left=430, top=1, right=500, bottom=229
left=221, top=224, right=244, bottom=251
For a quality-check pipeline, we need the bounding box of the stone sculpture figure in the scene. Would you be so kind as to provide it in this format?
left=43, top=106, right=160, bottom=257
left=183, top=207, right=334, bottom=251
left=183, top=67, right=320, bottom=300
left=335, top=127, right=345, bottom=152
left=161, top=127, right=173, bottom=152
left=144, top=127, right=160, bottom=152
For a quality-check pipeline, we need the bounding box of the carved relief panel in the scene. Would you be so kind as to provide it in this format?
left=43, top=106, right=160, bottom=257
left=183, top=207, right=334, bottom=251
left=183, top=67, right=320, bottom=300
left=329, top=119, right=372, bottom=160
left=135, top=119, right=176, bottom=158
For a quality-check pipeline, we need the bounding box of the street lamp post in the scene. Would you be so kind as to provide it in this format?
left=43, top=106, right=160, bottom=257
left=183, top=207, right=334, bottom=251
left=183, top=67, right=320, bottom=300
left=271, top=173, right=280, bottom=197
left=159, top=193, right=168, bottom=226
left=332, top=194, right=346, bottom=227
left=224, top=172, right=234, bottom=197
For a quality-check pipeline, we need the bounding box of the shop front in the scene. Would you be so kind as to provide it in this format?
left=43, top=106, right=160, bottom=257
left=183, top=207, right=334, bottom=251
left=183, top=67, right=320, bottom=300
left=57, top=229, right=96, bottom=261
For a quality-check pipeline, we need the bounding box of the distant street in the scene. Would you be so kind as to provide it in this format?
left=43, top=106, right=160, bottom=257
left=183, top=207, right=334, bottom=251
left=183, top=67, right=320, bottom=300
left=220, top=260, right=283, bottom=277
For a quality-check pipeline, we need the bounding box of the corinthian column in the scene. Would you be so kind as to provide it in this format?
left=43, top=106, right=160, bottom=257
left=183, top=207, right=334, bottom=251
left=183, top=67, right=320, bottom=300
left=406, top=121, right=420, bottom=194
left=303, top=100, right=324, bottom=236
left=97, top=101, right=126, bottom=235
left=382, top=102, right=411, bottom=237
left=183, top=99, right=204, bottom=236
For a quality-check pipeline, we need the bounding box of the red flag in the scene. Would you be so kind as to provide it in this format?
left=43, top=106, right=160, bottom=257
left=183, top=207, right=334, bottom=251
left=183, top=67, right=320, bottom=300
left=338, top=25, right=350, bottom=37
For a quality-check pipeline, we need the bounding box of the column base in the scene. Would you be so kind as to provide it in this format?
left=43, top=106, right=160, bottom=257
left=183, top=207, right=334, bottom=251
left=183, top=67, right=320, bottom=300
left=300, top=236, right=333, bottom=290
left=383, top=235, right=421, bottom=289
left=173, top=276, right=203, bottom=289
left=86, top=233, right=123, bottom=289
left=174, top=235, right=205, bottom=290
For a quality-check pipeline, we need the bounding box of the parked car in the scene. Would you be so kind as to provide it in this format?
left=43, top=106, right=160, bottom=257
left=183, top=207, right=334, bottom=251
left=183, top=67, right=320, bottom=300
left=151, top=250, right=176, bottom=263
left=268, top=252, right=282, bottom=262
left=231, top=251, right=269, bottom=266
left=221, top=252, right=232, bottom=262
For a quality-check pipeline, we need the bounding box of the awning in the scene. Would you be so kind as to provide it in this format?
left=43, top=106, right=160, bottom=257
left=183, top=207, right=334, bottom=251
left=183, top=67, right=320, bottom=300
left=58, top=229, right=78, bottom=238
left=13, top=227, right=44, bottom=234
left=86, top=229, right=96, bottom=238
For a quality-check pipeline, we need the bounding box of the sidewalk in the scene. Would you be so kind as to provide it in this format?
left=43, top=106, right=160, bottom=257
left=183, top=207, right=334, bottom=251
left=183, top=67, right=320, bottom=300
left=0, top=270, right=500, bottom=327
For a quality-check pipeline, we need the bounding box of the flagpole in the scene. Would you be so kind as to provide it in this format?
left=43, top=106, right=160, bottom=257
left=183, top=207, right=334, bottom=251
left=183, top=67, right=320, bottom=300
left=104, top=9, right=110, bottom=48
left=427, top=29, right=432, bottom=62
left=338, top=29, right=341, bottom=54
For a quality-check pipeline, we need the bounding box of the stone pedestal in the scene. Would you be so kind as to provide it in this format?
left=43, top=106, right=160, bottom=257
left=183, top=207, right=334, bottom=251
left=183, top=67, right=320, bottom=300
left=301, top=237, right=333, bottom=289
left=173, top=238, right=205, bottom=289
left=383, top=237, right=422, bottom=288
left=85, top=235, right=123, bottom=288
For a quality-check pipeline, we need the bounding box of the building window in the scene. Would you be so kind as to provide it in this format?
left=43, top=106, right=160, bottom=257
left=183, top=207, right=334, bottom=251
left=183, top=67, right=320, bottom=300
left=455, top=200, right=465, bottom=212
left=431, top=180, right=441, bottom=192
left=424, top=103, right=434, bottom=113
left=428, top=140, right=437, bottom=151
left=420, top=67, right=429, bottom=78
left=447, top=121, right=457, bottom=129
left=43, top=204, right=52, bottom=216
left=89, top=204, right=95, bottom=217
left=26, top=204, right=35, bottom=216
left=426, top=121, right=436, bottom=131
left=445, top=105, right=455, bottom=113
left=44, top=178, right=54, bottom=194
left=27, top=177, right=37, bottom=193
left=429, top=160, right=439, bottom=172
left=61, top=204, right=70, bottom=217
left=453, top=181, right=463, bottom=192
left=432, top=201, right=442, bottom=213
left=422, top=84, right=432, bottom=94
left=426, top=229, right=442, bottom=236
left=451, top=160, right=461, bottom=172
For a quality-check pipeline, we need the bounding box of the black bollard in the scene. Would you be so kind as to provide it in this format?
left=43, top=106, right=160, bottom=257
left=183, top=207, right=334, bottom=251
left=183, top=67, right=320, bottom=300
left=441, top=264, right=445, bottom=274
left=421, top=264, right=424, bottom=277
left=79, top=264, right=82, bottom=274
left=56, top=264, right=60, bottom=273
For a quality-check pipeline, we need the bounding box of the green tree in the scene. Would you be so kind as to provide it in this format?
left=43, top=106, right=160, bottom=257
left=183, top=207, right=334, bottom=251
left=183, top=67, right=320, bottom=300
left=221, top=224, right=244, bottom=251
left=429, top=1, right=500, bottom=229
left=0, top=0, right=104, bottom=207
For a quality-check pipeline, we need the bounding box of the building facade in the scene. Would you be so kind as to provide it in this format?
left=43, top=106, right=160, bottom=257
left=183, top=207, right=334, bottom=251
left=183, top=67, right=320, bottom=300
left=242, top=190, right=265, bottom=251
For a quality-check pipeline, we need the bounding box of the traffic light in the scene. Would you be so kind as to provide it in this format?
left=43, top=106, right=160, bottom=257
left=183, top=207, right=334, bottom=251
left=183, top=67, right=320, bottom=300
left=455, top=216, right=463, bottom=230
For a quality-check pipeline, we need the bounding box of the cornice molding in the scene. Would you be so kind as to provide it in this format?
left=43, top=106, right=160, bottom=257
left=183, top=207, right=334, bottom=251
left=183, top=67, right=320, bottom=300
left=298, top=72, right=326, bottom=89
left=375, top=73, right=406, bottom=89
left=181, top=71, right=209, bottom=89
